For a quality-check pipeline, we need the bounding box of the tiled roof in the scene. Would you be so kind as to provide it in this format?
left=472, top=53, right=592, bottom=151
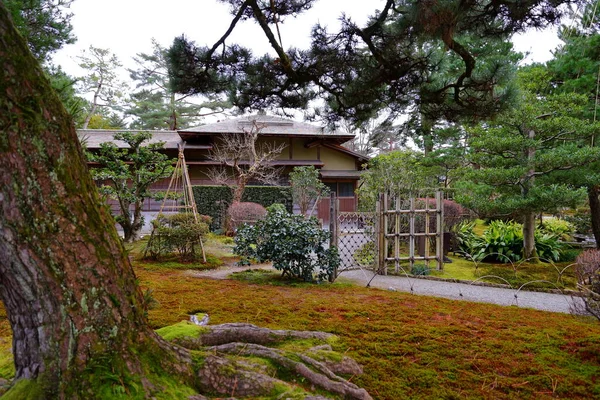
left=179, top=114, right=354, bottom=139
left=78, top=130, right=210, bottom=150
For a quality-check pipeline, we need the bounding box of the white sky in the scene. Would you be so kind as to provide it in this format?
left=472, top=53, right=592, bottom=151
left=53, top=0, right=564, bottom=89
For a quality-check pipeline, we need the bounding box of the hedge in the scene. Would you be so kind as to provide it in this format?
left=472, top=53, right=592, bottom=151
left=192, top=185, right=293, bottom=230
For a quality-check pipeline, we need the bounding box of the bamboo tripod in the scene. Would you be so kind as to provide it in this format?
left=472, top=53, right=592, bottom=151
left=147, top=144, right=206, bottom=262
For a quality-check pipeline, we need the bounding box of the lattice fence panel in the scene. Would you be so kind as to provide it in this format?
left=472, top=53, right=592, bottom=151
left=336, top=212, right=377, bottom=272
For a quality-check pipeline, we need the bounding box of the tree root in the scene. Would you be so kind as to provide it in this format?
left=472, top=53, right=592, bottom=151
left=202, top=322, right=334, bottom=346
left=208, top=342, right=372, bottom=400
left=160, top=322, right=371, bottom=399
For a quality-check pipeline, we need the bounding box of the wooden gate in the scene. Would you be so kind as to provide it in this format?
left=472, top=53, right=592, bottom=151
left=331, top=190, right=444, bottom=277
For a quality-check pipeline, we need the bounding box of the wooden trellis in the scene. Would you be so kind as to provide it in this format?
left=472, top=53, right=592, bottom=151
left=146, top=144, right=206, bottom=262
left=377, top=191, right=444, bottom=273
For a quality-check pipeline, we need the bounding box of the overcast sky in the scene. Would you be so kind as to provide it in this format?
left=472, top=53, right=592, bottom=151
left=53, top=0, right=563, bottom=80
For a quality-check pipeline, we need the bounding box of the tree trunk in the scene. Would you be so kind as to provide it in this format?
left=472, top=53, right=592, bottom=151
left=522, top=212, right=538, bottom=261
left=0, top=6, right=372, bottom=399
left=589, top=185, right=600, bottom=249
left=0, top=6, right=193, bottom=395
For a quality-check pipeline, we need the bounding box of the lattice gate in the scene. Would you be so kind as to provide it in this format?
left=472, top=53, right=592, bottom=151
left=331, top=190, right=444, bottom=277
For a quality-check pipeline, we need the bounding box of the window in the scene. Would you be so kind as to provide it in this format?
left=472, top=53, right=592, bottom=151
left=325, top=182, right=355, bottom=197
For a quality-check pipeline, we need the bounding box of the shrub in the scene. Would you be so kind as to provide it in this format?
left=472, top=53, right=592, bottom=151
left=227, top=202, right=267, bottom=231
left=540, top=218, right=575, bottom=240
left=234, top=204, right=339, bottom=282
left=459, top=220, right=564, bottom=263
left=414, top=198, right=466, bottom=233
left=192, top=186, right=293, bottom=230
left=410, top=264, right=431, bottom=276
left=575, top=249, right=600, bottom=321
left=145, top=213, right=210, bottom=261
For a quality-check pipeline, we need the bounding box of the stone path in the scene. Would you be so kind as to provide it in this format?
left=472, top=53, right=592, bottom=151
left=190, top=264, right=586, bottom=315
left=338, top=268, right=585, bottom=314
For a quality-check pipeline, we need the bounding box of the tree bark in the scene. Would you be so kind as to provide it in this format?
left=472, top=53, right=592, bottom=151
left=588, top=185, right=600, bottom=249
left=0, top=5, right=193, bottom=396
left=0, top=5, right=372, bottom=399
left=522, top=212, right=538, bottom=261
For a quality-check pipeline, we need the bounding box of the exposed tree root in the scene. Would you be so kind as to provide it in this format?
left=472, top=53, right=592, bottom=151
left=162, top=322, right=371, bottom=399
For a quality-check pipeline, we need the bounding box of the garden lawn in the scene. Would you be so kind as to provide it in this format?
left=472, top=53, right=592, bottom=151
left=137, top=265, right=599, bottom=399
left=0, top=263, right=598, bottom=399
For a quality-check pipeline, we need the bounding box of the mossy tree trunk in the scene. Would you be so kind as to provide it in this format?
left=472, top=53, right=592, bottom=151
left=0, top=5, right=371, bottom=399
left=0, top=4, right=193, bottom=396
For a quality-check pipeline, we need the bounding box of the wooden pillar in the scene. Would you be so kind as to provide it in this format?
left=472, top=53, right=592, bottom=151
left=329, top=192, right=338, bottom=281
left=436, top=190, right=444, bottom=271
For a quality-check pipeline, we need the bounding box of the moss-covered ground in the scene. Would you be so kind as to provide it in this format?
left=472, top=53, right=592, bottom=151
left=0, top=234, right=598, bottom=399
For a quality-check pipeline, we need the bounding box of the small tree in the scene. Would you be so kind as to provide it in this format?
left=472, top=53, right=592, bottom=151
left=357, top=150, right=438, bottom=210
left=289, top=165, right=329, bottom=217
left=87, top=131, right=174, bottom=242
left=207, top=119, right=285, bottom=232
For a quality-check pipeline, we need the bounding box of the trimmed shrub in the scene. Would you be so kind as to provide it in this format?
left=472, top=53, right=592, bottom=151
left=192, top=186, right=292, bottom=230
left=145, top=213, right=210, bottom=261
left=414, top=198, right=466, bottom=233
left=234, top=204, right=339, bottom=282
left=228, top=202, right=267, bottom=231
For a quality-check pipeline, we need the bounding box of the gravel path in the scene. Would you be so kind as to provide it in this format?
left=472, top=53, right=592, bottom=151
left=338, top=268, right=585, bottom=314
left=190, top=264, right=586, bottom=315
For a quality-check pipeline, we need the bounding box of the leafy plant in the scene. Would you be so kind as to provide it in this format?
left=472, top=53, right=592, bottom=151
left=540, top=218, right=575, bottom=240
left=454, top=220, right=481, bottom=257
left=234, top=204, right=339, bottom=282
left=145, top=213, right=210, bottom=261
left=410, top=264, right=431, bottom=276
left=458, top=220, right=565, bottom=263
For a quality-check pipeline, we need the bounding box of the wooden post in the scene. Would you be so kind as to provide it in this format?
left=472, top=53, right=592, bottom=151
left=329, top=192, right=337, bottom=281
left=379, top=193, right=388, bottom=275
left=436, top=190, right=443, bottom=271
left=425, top=192, right=430, bottom=269
left=409, top=196, right=415, bottom=270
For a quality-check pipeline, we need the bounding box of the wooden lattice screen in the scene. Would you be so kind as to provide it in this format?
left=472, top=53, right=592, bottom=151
left=376, top=191, right=444, bottom=273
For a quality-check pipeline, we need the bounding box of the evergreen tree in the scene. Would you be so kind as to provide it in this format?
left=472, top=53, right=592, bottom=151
left=167, top=0, right=571, bottom=126
left=456, top=89, right=600, bottom=260
left=4, top=0, right=75, bottom=62
left=127, top=39, right=229, bottom=130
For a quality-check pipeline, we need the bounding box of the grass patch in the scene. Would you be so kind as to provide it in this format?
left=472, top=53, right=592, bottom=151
left=132, top=263, right=600, bottom=399
left=0, top=241, right=598, bottom=398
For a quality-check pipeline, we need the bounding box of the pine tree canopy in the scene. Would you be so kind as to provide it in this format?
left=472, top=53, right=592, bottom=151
left=167, top=0, right=577, bottom=126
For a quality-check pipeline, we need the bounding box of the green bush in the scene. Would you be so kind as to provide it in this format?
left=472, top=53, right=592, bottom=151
left=540, top=218, right=575, bottom=240
left=234, top=204, right=339, bottom=282
left=145, top=213, right=210, bottom=261
left=192, top=186, right=292, bottom=230
left=410, top=264, right=431, bottom=276
left=457, top=220, right=565, bottom=263
left=455, top=220, right=480, bottom=257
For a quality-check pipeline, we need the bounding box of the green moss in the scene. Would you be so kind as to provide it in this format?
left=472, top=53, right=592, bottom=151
left=1, top=379, right=44, bottom=400
left=155, top=321, right=207, bottom=342
left=0, top=339, right=14, bottom=380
